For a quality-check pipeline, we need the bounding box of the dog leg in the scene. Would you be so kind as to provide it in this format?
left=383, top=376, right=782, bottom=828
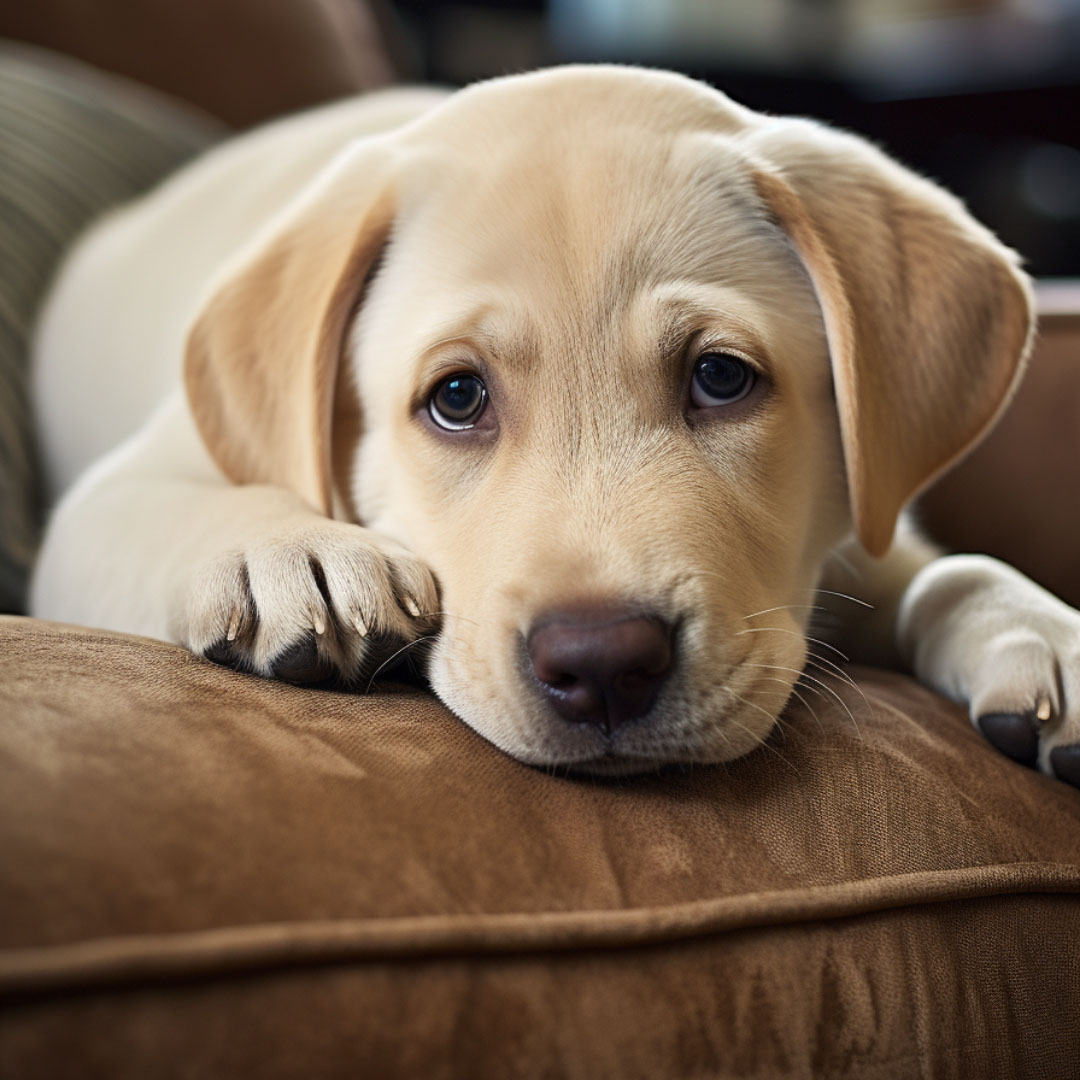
left=897, top=554, right=1080, bottom=785
left=821, top=524, right=1080, bottom=785
left=815, top=519, right=941, bottom=671
left=31, top=397, right=439, bottom=685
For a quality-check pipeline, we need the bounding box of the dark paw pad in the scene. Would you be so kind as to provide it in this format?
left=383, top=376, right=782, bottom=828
left=362, top=631, right=433, bottom=687
left=271, top=632, right=336, bottom=684
left=203, top=639, right=253, bottom=674
left=977, top=712, right=1039, bottom=767
left=1050, top=743, right=1080, bottom=788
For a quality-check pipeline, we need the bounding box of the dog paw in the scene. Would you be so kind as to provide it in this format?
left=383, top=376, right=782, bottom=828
left=176, top=520, right=439, bottom=685
left=899, top=554, right=1080, bottom=787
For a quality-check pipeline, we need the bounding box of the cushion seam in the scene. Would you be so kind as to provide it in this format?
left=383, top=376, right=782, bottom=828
left=2, top=860, right=1078, bottom=999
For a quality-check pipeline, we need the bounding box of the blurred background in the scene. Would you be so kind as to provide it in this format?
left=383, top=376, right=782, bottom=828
left=390, top=0, right=1080, bottom=277
left=4, top=0, right=1079, bottom=276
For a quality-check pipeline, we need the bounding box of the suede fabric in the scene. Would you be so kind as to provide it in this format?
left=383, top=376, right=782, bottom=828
left=1, top=616, right=1078, bottom=1077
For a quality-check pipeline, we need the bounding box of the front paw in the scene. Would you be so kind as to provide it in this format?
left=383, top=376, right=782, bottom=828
left=899, top=554, right=1080, bottom=788
left=176, top=520, right=438, bottom=686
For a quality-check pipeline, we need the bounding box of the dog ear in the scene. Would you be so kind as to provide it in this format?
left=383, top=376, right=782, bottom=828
left=748, top=123, right=1034, bottom=556
left=184, top=148, right=394, bottom=516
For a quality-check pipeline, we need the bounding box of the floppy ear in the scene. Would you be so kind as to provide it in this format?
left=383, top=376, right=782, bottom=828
left=184, top=148, right=395, bottom=516
left=747, top=122, right=1034, bottom=556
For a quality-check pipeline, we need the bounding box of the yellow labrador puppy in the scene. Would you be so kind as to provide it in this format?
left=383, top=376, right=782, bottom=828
left=30, top=65, right=1080, bottom=782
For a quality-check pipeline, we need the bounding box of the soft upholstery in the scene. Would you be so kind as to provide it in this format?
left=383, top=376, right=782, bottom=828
left=0, top=1, right=396, bottom=613
left=0, top=46, right=223, bottom=614
left=4, top=13, right=1080, bottom=1077
left=2, top=616, right=1078, bottom=1078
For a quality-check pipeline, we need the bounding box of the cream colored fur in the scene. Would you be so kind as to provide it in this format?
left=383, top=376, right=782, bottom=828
left=30, top=66, right=1080, bottom=776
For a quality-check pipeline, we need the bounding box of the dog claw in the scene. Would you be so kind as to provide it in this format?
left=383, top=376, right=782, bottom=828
left=354, top=613, right=369, bottom=637
left=403, top=596, right=421, bottom=617
left=313, top=611, right=326, bottom=636
left=226, top=608, right=242, bottom=643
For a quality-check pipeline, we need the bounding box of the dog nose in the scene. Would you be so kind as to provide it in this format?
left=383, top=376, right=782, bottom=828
left=528, top=610, right=673, bottom=734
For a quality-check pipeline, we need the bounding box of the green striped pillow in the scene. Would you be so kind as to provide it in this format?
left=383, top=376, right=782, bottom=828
left=0, top=44, right=223, bottom=613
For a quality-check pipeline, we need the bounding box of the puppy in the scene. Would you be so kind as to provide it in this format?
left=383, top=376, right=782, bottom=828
left=30, top=65, right=1080, bottom=783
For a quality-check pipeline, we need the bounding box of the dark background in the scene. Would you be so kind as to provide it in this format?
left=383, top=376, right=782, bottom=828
left=388, top=0, right=1080, bottom=277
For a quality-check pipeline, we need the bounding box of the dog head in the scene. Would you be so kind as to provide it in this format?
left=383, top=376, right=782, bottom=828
left=186, top=66, right=1032, bottom=771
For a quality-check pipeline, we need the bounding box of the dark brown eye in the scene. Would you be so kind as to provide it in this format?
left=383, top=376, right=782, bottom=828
left=429, top=373, right=488, bottom=430
left=690, top=352, right=755, bottom=408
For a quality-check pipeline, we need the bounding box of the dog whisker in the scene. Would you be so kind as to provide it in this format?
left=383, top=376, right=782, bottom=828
left=420, top=610, right=492, bottom=630
left=734, top=625, right=801, bottom=639
left=745, top=676, right=825, bottom=736
left=734, top=623, right=853, bottom=664
left=812, top=586, right=873, bottom=609
left=722, top=684, right=781, bottom=726
left=744, top=661, right=813, bottom=680
left=793, top=670, right=861, bottom=737
left=743, top=662, right=840, bottom=732
left=743, top=674, right=793, bottom=693
left=741, top=603, right=828, bottom=622
left=820, top=552, right=865, bottom=583
left=803, top=652, right=858, bottom=689
left=364, top=634, right=437, bottom=692
left=722, top=698, right=799, bottom=774
left=803, top=652, right=876, bottom=723
left=804, top=634, right=851, bottom=662
left=786, top=685, right=823, bottom=735
left=807, top=648, right=864, bottom=691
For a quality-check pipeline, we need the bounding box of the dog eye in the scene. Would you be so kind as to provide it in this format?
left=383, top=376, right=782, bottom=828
left=690, top=352, right=755, bottom=408
left=429, top=373, right=488, bottom=430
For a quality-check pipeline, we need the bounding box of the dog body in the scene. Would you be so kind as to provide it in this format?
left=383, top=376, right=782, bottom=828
left=30, top=66, right=1080, bottom=781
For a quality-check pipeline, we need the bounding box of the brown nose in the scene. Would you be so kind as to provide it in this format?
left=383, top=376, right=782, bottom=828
left=527, top=610, right=673, bottom=735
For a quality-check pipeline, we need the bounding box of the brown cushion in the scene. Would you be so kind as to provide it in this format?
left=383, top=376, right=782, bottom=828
left=1, top=615, right=1078, bottom=1077
left=0, top=0, right=396, bottom=128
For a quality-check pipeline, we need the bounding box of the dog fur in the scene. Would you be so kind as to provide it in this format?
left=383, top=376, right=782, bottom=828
left=30, top=66, right=1080, bottom=780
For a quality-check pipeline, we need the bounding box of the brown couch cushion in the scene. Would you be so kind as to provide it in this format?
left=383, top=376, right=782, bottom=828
left=1, top=616, right=1078, bottom=1077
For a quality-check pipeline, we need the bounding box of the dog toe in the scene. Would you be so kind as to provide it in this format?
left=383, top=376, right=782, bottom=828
left=202, top=636, right=254, bottom=674
left=271, top=631, right=337, bottom=684
left=182, top=523, right=439, bottom=688
left=1050, top=743, right=1080, bottom=787
left=976, top=712, right=1040, bottom=767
